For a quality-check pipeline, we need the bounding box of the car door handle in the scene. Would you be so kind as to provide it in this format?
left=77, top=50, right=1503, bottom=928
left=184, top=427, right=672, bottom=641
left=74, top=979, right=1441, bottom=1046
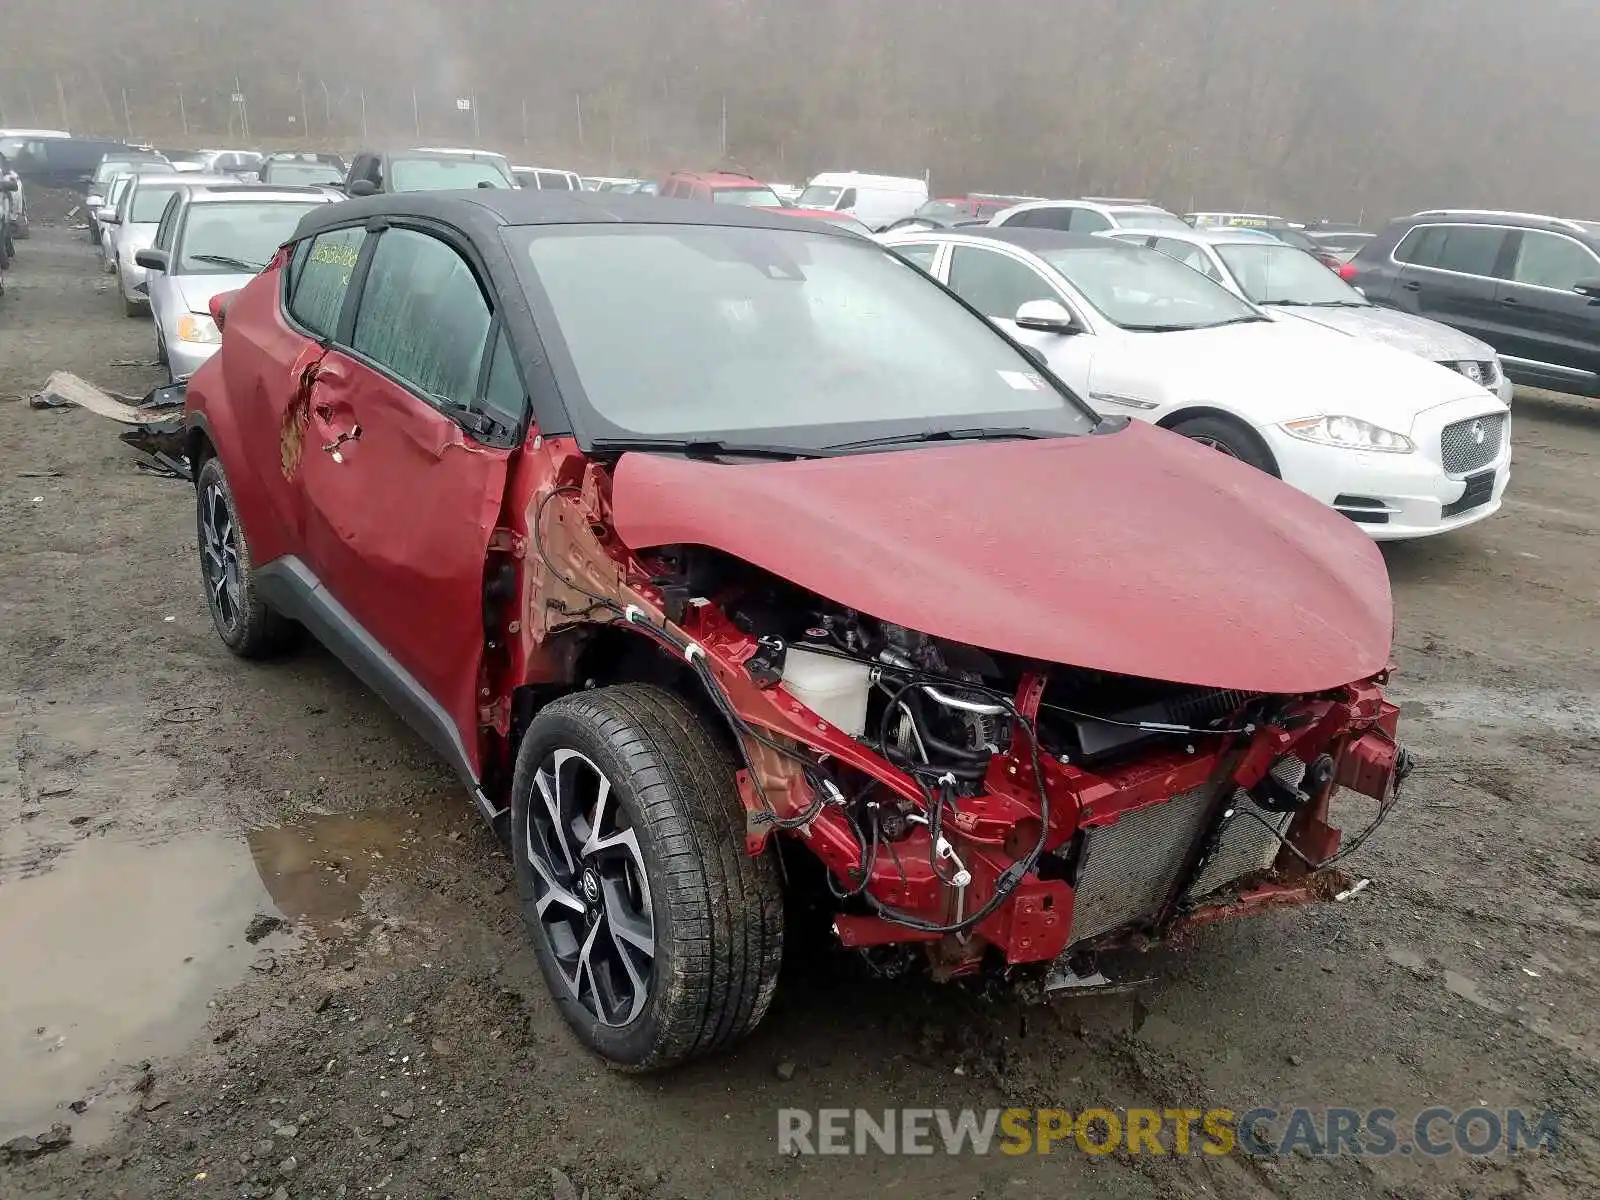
left=1400, top=280, right=1421, bottom=292
left=1499, top=296, right=1522, bottom=306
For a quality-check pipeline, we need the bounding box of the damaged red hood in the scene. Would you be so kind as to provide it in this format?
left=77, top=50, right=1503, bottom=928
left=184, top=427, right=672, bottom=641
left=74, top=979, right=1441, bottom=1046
left=610, top=422, right=1393, bottom=694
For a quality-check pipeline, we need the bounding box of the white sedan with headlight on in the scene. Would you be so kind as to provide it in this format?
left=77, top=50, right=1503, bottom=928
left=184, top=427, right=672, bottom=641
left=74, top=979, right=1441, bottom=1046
left=882, top=227, right=1510, bottom=539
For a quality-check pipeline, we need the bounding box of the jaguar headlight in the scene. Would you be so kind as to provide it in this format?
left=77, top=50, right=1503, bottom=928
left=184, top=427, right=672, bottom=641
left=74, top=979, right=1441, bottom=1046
left=1281, top=415, right=1414, bottom=453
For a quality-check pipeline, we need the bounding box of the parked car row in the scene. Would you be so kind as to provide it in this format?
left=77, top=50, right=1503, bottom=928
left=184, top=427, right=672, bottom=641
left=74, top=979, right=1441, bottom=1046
left=65, top=139, right=1523, bottom=545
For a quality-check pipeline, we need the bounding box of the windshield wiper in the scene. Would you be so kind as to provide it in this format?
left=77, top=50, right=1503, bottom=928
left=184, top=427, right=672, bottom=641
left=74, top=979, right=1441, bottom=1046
left=1260, top=299, right=1368, bottom=309
left=587, top=437, right=831, bottom=461
left=189, top=253, right=265, bottom=272
left=829, top=426, right=1055, bottom=452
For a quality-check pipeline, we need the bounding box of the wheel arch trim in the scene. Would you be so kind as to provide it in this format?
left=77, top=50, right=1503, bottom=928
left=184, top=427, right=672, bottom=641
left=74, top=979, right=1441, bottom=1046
left=1156, top=405, right=1283, bottom=477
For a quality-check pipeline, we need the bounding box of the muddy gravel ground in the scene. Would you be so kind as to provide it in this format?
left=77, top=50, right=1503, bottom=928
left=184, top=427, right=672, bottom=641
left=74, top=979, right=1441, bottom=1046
left=2, top=190, right=1599, bottom=1200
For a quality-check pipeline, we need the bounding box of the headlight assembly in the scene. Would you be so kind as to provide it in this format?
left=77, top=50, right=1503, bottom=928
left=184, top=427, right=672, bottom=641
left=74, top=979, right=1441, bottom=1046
left=1280, top=415, right=1414, bottom=453
left=176, top=313, right=222, bottom=344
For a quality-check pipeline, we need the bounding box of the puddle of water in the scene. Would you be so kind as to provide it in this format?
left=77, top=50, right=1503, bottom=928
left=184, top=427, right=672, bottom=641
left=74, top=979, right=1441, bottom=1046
left=0, top=833, right=272, bottom=1144
left=249, top=810, right=421, bottom=936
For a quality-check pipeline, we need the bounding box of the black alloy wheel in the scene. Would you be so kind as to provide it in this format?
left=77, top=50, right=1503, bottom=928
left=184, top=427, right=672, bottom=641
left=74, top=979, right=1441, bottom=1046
left=1168, top=414, right=1279, bottom=475
left=511, top=684, right=784, bottom=1071
left=194, top=455, right=300, bottom=658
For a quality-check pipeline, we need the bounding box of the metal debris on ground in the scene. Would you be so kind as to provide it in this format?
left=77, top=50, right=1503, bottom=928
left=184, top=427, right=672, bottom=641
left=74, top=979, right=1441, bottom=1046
left=30, top=372, right=178, bottom=425
left=132, top=452, right=189, bottom=481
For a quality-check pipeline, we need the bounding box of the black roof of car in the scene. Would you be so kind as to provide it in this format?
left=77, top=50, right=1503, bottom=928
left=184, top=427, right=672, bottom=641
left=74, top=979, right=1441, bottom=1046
left=292, top=189, right=864, bottom=243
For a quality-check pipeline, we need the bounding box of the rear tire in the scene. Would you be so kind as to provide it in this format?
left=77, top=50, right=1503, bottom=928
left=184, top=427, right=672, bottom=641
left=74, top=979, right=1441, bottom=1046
left=194, top=455, right=300, bottom=659
left=510, top=684, right=783, bottom=1071
left=1168, top=414, right=1279, bottom=476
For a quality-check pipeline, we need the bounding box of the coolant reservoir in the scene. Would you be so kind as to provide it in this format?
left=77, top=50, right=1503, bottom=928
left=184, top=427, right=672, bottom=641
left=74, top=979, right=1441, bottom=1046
left=780, top=647, right=872, bottom=737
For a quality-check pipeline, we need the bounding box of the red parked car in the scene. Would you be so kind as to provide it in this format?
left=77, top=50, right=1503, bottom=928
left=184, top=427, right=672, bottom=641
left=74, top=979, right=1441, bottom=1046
left=184, top=190, right=1410, bottom=1070
left=657, top=169, right=782, bottom=207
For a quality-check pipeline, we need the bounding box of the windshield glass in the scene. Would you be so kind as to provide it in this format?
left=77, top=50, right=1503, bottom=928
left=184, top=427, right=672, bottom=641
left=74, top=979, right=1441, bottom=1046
left=263, top=161, right=342, bottom=185
left=915, top=200, right=974, bottom=221
left=390, top=158, right=511, bottom=191
left=712, top=186, right=781, bottom=207
left=131, top=184, right=183, bottom=223
left=1113, top=210, right=1193, bottom=232
left=516, top=225, right=1098, bottom=447
left=177, top=201, right=323, bottom=274
left=797, top=185, right=843, bottom=208
left=1216, top=243, right=1364, bottom=305
left=1038, top=243, right=1262, bottom=331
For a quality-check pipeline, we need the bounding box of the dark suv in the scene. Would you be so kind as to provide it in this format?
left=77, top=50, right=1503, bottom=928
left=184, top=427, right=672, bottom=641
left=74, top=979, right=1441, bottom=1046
left=1345, top=209, right=1600, bottom=396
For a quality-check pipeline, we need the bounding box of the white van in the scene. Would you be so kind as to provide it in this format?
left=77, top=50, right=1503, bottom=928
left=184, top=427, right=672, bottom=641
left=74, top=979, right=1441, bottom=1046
left=796, top=171, right=928, bottom=231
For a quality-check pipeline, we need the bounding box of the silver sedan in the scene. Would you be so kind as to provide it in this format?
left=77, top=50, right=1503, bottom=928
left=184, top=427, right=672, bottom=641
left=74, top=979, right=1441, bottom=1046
left=136, top=186, right=336, bottom=379
left=1104, top=226, right=1516, bottom=406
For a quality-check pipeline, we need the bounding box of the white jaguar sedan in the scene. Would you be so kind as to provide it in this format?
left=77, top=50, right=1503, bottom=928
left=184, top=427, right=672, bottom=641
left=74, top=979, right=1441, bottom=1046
left=882, top=227, right=1511, bottom=539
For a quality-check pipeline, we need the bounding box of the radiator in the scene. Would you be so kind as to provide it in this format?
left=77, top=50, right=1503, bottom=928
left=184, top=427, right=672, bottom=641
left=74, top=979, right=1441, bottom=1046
left=1065, top=757, right=1305, bottom=946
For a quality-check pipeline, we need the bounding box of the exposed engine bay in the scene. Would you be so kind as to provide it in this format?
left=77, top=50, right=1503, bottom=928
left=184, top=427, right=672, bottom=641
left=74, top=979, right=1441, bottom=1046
left=558, top=538, right=1412, bottom=983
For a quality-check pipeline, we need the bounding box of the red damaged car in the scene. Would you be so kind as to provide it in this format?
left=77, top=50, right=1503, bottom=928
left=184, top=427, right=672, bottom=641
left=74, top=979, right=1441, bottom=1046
left=184, top=190, right=1410, bottom=1070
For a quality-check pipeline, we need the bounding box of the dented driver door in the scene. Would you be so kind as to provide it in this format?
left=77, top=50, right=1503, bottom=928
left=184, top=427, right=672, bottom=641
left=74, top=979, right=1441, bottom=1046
left=294, top=226, right=512, bottom=772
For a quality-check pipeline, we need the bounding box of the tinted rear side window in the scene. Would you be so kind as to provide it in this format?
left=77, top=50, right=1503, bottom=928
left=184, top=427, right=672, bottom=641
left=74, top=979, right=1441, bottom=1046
left=288, top=227, right=364, bottom=338
left=1398, top=224, right=1504, bottom=276
left=1023, top=208, right=1076, bottom=232
left=351, top=228, right=491, bottom=409
left=536, top=170, right=572, bottom=190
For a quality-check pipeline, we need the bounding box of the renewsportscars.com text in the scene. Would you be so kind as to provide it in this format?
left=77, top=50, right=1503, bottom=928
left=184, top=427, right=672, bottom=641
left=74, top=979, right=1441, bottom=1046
left=777, top=1107, right=1559, bottom=1157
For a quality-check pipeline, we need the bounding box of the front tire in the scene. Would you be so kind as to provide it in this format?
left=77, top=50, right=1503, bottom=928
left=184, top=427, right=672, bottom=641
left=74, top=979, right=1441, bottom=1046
left=194, top=455, right=299, bottom=659
left=1168, top=413, right=1279, bottom=476
left=511, top=684, right=783, bottom=1071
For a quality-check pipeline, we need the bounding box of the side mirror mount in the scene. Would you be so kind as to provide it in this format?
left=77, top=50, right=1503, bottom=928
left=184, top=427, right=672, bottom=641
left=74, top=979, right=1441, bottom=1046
left=347, top=179, right=378, bottom=198
left=1572, top=278, right=1600, bottom=301
left=97, top=207, right=120, bottom=224
left=209, top=289, right=239, bottom=331
left=135, top=248, right=169, bottom=272
left=1014, top=299, right=1078, bottom=334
